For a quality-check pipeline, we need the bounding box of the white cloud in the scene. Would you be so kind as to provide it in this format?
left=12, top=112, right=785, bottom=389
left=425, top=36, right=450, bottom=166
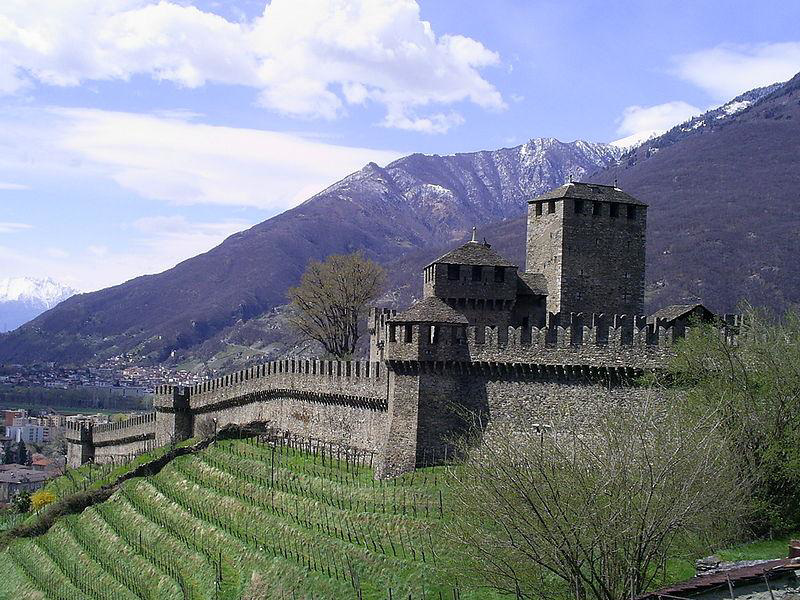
left=0, top=216, right=251, bottom=291
left=0, top=0, right=504, bottom=132
left=674, top=42, right=800, bottom=99
left=0, top=222, right=32, bottom=233
left=611, top=101, right=702, bottom=146
left=0, top=106, right=403, bottom=210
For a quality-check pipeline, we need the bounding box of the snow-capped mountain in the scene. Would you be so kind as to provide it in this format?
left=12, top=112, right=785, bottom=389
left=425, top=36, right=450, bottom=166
left=0, top=277, right=77, bottom=332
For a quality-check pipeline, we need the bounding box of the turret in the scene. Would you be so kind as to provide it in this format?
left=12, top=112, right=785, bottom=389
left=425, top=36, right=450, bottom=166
left=384, top=297, right=470, bottom=363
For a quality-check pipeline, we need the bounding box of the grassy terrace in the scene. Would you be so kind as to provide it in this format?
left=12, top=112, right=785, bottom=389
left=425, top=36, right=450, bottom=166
left=0, top=436, right=505, bottom=600
left=1, top=435, right=795, bottom=600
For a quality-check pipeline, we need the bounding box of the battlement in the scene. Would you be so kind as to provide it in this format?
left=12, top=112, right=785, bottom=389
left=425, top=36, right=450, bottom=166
left=369, top=308, right=398, bottom=362
left=94, top=412, right=156, bottom=434
left=385, top=311, right=741, bottom=369
left=155, top=358, right=386, bottom=413
left=65, top=420, right=93, bottom=441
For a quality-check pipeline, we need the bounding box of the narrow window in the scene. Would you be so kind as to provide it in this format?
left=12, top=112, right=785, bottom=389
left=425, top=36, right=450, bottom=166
left=592, top=201, right=601, bottom=216
left=535, top=202, right=542, bottom=216
left=429, top=325, right=437, bottom=344
left=447, top=264, right=459, bottom=280
left=494, top=266, right=505, bottom=283
left=610, top=203, right=619, bottom=218
left=548, top=200, right=556, bottom=214
left=574, top=199, right=583, bottom=214
left=472, top=265, right=482, bottom=281
left=468, top=298, right=476, bottom=309
left=522, top=317, right=529, bottom=329
left=403, top=324, right=412, bottom=343
left=477, top=299, right=484, bottom=310
left=627, top=205, right=636, bottom=219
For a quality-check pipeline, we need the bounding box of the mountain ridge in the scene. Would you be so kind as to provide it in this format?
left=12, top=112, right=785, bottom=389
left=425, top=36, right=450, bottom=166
left=0, top=137, right=620, bottom=365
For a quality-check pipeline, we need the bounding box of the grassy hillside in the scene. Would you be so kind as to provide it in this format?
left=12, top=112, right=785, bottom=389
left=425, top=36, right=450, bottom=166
left=0, top=436, right=505, bottom=600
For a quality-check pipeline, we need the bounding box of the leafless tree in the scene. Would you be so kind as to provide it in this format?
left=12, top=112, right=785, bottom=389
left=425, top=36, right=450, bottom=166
left=444, top=400, right=748, bottom=600
left=287, top=251, right=386, bottom=359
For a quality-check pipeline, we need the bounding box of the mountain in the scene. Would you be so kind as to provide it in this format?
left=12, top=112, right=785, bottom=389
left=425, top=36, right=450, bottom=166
left=595, top=74, right=800, bottom=311
left=0, top=138, right=620, bottom=366
left=0, top=277, right=77, bottom=333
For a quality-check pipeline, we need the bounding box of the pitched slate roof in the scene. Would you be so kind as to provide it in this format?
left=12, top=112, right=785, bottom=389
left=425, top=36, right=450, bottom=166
left=649, top=303, right=714, bottom=324
left=516, top=272, right=548, bottom=296
left=390, top=297, right=469, bottom=324
left=427, top=240, right=516, bottom=268
left=530, top=182, right=647, bottom=206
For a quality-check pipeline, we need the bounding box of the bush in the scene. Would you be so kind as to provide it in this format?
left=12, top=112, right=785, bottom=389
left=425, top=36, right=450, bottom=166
left=12, top=491, right=31, bottom=514
left=31, top=489, right=56, bottom=512
left=671, top=306, right=800, bottom=534
left=445, top=400, right=747, bottom=600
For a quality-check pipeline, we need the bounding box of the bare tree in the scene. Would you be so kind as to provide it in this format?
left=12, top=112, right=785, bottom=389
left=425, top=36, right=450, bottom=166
left=287, top=251, right=386, bottom=359
left=445, top=400, right=748, bottom=600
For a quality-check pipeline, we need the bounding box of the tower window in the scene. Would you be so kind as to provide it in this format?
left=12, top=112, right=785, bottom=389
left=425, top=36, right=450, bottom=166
left=610, top=203, right=619, bottom=218
left=389, top=324, right=396, bottom=342
left=592, top=201, right=601, bottom=216
left=535, top=202, right=542, bottom=216
left=447, top=264, right=459, bottom=280
left=574, top=199, right=584, bottom=214
left=627, top=205, right=636, bottom=219
left=494, top=266, right=505, bottom=282
left=548, top=201, right=556, bottom=214
left=404, top=324, right=412, bottom=343
left=472, top=265, right=482, bottom=281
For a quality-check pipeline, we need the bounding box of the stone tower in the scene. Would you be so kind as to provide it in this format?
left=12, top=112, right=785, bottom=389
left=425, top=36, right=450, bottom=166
left=526, top=182, right=646, bottom=315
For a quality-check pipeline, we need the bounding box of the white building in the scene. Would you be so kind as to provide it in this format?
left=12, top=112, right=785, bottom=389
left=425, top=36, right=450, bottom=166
left=6, top=419, right=50, bottom=444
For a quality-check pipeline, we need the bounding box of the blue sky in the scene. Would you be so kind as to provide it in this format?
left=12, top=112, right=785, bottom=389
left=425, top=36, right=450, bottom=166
left=1, top=0, right=799, bottom=292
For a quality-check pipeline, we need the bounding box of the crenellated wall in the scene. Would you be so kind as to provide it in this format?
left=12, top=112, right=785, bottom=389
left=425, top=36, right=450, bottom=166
left=67, top=313, right=740, bottom=477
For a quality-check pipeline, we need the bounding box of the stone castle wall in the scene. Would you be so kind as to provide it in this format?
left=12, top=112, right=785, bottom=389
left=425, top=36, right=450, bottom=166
left=66, top=315, right=737, bottom=476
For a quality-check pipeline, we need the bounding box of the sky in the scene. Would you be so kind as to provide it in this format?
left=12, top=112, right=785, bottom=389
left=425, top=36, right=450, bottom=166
left=1, top=0, right=799, bottom=292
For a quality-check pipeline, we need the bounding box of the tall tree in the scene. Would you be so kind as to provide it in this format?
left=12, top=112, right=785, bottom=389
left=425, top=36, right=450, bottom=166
left=288, top=251, right=386, bottom=359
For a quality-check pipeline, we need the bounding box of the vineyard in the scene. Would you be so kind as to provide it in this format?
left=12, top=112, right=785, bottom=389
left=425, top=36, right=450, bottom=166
left=0, top=435, right=506, bottom=600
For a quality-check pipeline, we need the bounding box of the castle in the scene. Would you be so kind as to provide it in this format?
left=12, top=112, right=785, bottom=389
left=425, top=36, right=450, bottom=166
left=66, top=183, right=738, bottom=477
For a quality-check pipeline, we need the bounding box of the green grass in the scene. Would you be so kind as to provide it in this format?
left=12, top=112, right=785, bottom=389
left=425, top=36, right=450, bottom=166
left=716, top=534, right=798, bottom=562
left=43, top=438, right=197, bottom=499
left=0, top=436, right=505, bottom=600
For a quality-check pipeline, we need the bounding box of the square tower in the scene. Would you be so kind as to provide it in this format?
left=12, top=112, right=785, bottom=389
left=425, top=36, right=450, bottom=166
left=526, top=182, right=646, bottom=315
